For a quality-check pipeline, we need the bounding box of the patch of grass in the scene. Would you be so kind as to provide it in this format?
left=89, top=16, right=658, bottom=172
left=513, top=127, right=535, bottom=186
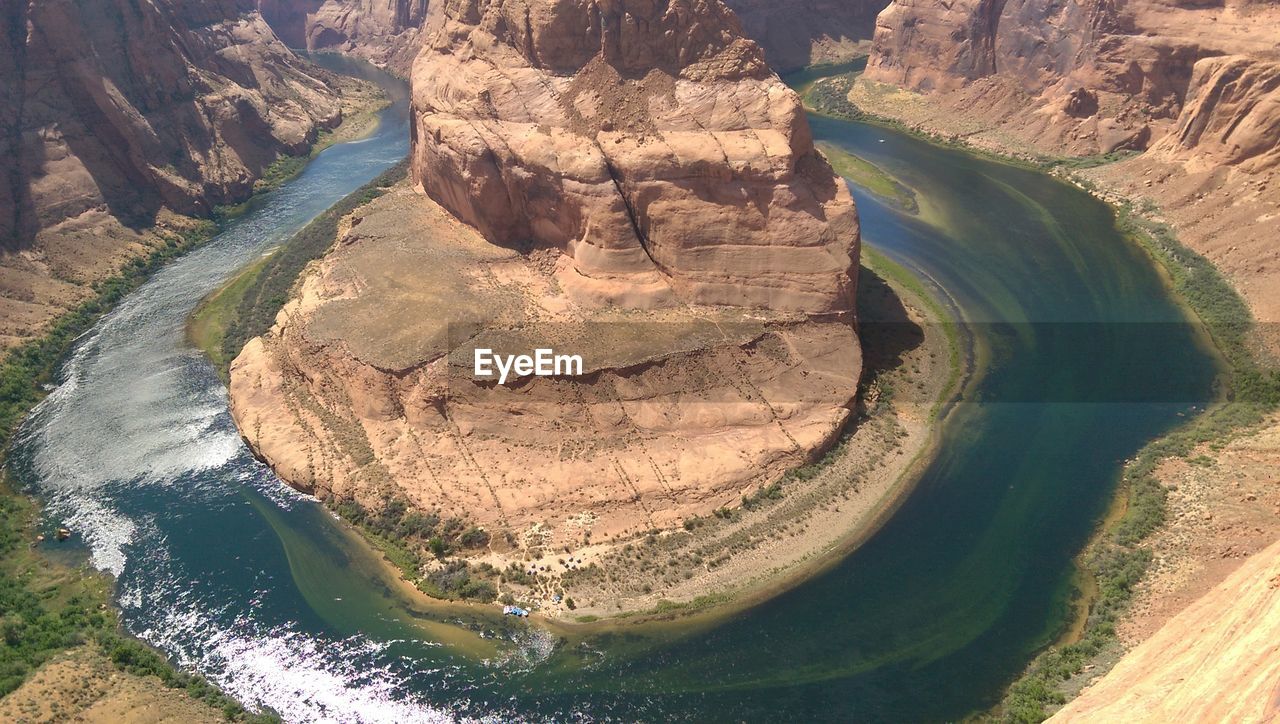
left=0, top=485, right=274, bottom=720
left=187, top=255, right=271, bottom=377
left=862, top=247, right=963, bottom=420
left=194, top=161, right=408, bottom=376
left=797, top=70, right=866, bottom=119
left=1042, top=150, right=1140, bottom=171
left=326, top=494, right=497, bottom=602
left=818, top=142, right=918, bottom=213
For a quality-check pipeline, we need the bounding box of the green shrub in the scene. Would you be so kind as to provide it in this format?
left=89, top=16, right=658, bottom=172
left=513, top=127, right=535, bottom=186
left=220, top=163, right=407, bottom=366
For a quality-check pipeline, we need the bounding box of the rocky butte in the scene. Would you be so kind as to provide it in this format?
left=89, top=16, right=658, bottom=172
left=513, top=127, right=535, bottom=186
left=230, top=0, right=862, bottom=561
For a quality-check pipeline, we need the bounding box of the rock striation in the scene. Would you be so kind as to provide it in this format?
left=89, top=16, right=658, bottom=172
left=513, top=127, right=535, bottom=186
left=231, top=0, right=862, bottom=555
left=866, top=0, right=1280, bottom=162
left=1049, top=536, right=1280, bottom=723
left=724, top=0, right=889, bottom=73
left=257, top=0, right=430, bottom=73
left=0, top=0, right=347, bottom=350
left=2, top=0, right=344, bottom=244
left=858, top=0, right=1280, bottom=323
left=411, top=0, right=859, bottom=314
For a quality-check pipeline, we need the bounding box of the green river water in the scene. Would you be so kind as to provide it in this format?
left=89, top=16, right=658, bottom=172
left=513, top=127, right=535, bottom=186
left=12, top=60, right=1219, bottom=721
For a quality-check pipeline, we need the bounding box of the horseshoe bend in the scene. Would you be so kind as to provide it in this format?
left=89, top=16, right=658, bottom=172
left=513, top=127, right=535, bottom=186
left=227, top=0, right=883, bottom=611
left=11, top=0, right=1280, bottom=718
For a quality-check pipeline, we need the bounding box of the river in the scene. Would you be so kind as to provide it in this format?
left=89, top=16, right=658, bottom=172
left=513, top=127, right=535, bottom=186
left=10, top=60, right=1218, bottom=721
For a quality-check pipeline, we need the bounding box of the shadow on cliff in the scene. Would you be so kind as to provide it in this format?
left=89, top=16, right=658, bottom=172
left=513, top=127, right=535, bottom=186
left=855, top=262, right=924, bottom=392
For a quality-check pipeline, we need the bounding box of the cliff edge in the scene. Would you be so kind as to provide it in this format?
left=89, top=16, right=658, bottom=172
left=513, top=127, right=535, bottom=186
left=0, top=0, right=352, bottom=352
left=230, top=0, right=862, bottom=576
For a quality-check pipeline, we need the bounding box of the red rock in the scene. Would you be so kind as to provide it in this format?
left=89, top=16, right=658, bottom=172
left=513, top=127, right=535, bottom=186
left=410, top=0, right=860, bottom=314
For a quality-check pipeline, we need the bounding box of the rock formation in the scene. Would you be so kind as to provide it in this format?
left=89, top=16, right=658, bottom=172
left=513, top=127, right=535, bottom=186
left=257, top=0, right=430, bottom=73
left=858, top=0, right=1280, bottom=323
left=724, top=0, right=890, bottom=73
left=230, top=0, right=861, bottom=554
left=0, top=0, right=347, bottom=351
left=1049, top=536, right=1280, bottom=722
left=866, top=0, right=1280, bottom=161
left=411, top=0, right=859, bottom=313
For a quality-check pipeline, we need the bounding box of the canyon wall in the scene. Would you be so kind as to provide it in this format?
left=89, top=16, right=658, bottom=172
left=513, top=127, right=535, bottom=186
left=0, top=0, right=346, bottom=351
left=866, top=0, right=1280, bottom=161
left=231, top=0, right=862, bottom=556
left=1050, top=536, right=1280, bottom=722
left=724, top=0, right=890, bottom=73
left=257, top=0, right=429, bottom=73
left=859, top=0, right=1280, bottom=324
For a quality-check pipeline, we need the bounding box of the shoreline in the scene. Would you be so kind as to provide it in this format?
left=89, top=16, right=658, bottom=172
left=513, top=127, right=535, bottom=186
left=278, top=244, right=970, bottom=636
left=0, top=64, right=394, bottom=720
left=196, top=170, right=968, bottom=631
left=796, top=62, right=1280, bottom=719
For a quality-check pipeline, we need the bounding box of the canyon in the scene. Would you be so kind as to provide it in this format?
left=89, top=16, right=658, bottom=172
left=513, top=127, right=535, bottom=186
left=229, top=0, right=865, bottom=581
left=257, top=0, right=891, bottom=75
left=2, top=0, right=1275, bottom=718
left=848, top=0, right=1280, bottom=719
left=0, top=0, right=375, bottom=353
left=257, top=0, right=431, bottom=73
left=860, top=0, right=1280, bottom=324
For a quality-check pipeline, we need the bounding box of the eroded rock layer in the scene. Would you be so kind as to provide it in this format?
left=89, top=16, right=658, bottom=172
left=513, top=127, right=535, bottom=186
left=258, top=0, right=430, bottom=73
left=866, top=0, right=1280, bottom=162
left=232, top=0, right=862, bottom=549
left=411, top=0, right=859, bottom=314
left=858, top=0, right=1280, bottom=324
left=231, top=185, right=861, bottom=545
left=2, top=0, right=343, bottom=243
left=1049, top=536, right=1280, bottom=723
left=0, top=0, right=346, bottom=350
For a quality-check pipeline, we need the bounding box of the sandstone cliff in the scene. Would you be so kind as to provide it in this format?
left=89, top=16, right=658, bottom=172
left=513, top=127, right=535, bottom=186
left=866, top=0, right=1280, bottom=160
left=257, top=0, right=429, bottom=73
left=724, top=0, right=889, bottom=73
left=0, top=0, right=348, bottom=351
left=1050, top=536, right=1280, bottom=722
left=231, top=0, right=861, bottom=561
left=857, top=0, right=1280, bottom=324
left=411, top=0, right=859, bottom=313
